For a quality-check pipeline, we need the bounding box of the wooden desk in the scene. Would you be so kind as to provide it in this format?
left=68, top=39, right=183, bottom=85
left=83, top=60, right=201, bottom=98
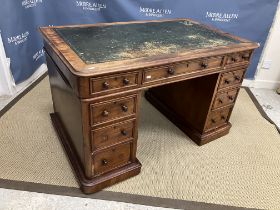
left=40, top=19, right=258, bottom=194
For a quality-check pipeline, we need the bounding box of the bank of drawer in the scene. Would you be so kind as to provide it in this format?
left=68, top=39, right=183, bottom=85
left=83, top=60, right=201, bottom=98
left=90, top=72, right=139, bottom=94
left=205, top=107, right=231, bottom=131
left=93, top=142, right=131, bottom=175
left=212, top=89, right=238, bottom=110
left=91, top=119, right=135, bottom=150
left=143, top=56, right=223, bottom=83
left=90, top=95, right=136, bottom=126
left=219, top=69, right=245, bottom=89
left=225, top=51, right=251, bottom=66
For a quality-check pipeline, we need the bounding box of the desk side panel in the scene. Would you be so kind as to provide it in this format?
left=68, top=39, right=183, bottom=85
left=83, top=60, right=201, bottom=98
left=46, top=53, right=85, bottom=168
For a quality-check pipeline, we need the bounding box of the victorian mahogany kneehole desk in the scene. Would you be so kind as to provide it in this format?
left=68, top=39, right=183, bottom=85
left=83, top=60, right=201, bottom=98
left=40, top=19, right=259, bottom=194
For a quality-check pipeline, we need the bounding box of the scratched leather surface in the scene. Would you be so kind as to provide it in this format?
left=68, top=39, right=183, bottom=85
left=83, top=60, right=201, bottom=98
left=55, top=20, right=239, bottom=64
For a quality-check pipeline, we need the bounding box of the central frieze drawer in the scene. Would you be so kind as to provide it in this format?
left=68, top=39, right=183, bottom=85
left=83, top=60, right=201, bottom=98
left=90, top=72, right=139, bottom=94
left=143, top=56, right=223, bottom=83
left=92, top=142, right=131, bottom=176
left=91, top=119, right=135, bottom=150
left=90, top=95, right=136, bottom=126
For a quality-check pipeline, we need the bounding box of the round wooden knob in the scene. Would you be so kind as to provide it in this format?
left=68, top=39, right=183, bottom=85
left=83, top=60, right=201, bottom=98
left=167, top=67, right=175, bottom=75
left=121, top=105, right=128, bottom=112
left=228, top=96, right=234, bottom=101
left=102, top=110, right=109, bottom=117
left=121, top=130, right=128, bottom=136
left=102, top=82, right=109, bottom=89
left=234, top=76, right=241, bottom=81
left=201, top=62, right=208, bottom=68
left=224, top=79, right=230, bottom=84
left=231, top=57, right=237, bottom=62
left=123, top=78, right=130, bottom=85
left=102, top=159, right=108, bottom=165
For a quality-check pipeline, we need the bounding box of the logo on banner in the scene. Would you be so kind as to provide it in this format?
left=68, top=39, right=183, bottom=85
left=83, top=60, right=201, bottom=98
left=33, top=49, right=45, bottom=62
left=139, top=6, right=172, bottom=17
left=206, top=12, right=238, bottom=22
left=22, top=0, right=43, bottom=9
left=7, top=31, right=30, bottom=46
left=76, top=1, right=106, bottom=11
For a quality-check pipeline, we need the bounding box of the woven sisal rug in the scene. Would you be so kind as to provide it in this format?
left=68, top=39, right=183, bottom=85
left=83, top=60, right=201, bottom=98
left=0, top=76, right=279, bottom=209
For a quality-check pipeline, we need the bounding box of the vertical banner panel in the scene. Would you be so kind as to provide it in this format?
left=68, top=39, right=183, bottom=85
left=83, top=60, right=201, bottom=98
left=0, top=0, right=278, bottom=83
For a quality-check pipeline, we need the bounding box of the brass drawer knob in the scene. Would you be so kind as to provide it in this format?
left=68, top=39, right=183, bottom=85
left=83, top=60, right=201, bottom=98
left=167, top=67, right=175, bottom=75
left=121, top=130, right=128, bottom=136
left=102, top=81, right=109, bottom=89
left=218, top=99, right=223, bottom=104
left=121, top=105, right=128, bottom=112
left=201, top=61, right=208, bottom=69
left=102, top=159, right=108, bottom=165
left=102, top=110, right=109, bottom=117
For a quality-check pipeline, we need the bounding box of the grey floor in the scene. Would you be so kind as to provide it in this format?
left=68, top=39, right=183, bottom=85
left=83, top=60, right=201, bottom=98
left=250, top=88, right=280, bottom=129
left=0, top=84, right=279, bottom=209
left=0, top=188, right=170, bottom=210
left=0, top=68, right=46, bottom=112
left=0, top=95, right=11, bottom=111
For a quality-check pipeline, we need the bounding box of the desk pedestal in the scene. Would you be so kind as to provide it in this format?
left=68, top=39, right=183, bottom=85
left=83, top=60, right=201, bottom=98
left=145, top=73, right=232, bottom=146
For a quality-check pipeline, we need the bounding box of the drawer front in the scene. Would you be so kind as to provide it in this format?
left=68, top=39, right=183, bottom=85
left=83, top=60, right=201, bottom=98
left=226, top=51, right=251, bottom=66
left=219, top=69, right=245, bottom=89
left=90, top=72, right=139, bottom=94
left=212, top=89, right=238, bottom=109
left=93, top=142, right=131, bottom=175
left=205, top=107, right=231, bottom=131
left=143, top=56, right=223, bottom=83
left=90, top=96, right=136, bottom=126
left=91, top=120, right=135, bottom=150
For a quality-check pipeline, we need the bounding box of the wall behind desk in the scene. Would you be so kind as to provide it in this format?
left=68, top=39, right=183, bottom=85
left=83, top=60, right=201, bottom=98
left=253, top=1, right=280, bottom=89
left=0, top=0, right=279, bottom=84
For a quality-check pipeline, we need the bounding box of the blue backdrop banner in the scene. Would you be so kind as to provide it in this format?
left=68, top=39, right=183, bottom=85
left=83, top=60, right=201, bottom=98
left=0, top=0, right=279, bottom=83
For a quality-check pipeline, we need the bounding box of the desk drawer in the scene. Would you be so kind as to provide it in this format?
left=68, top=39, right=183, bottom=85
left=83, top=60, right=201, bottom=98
left=143, top=56, right=223, bottom=83
left=91, top=120, right=135, bottom=150
left=93, top=142, right=131, bottom=175
left=90, top=72, right=139, bottom=94
left=212, top=89, right=238, bottom=109
left=219, top=69, right=245, bottom=89
left=225, top=51, right=251, bottom=66
left=205, top=107, right=231, bottom=131
left=90, top=95, right=136, bottom=126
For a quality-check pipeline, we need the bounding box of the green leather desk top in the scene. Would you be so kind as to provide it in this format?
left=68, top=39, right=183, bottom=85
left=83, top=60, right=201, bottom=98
left=55, top=20, right=240, bottom=64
